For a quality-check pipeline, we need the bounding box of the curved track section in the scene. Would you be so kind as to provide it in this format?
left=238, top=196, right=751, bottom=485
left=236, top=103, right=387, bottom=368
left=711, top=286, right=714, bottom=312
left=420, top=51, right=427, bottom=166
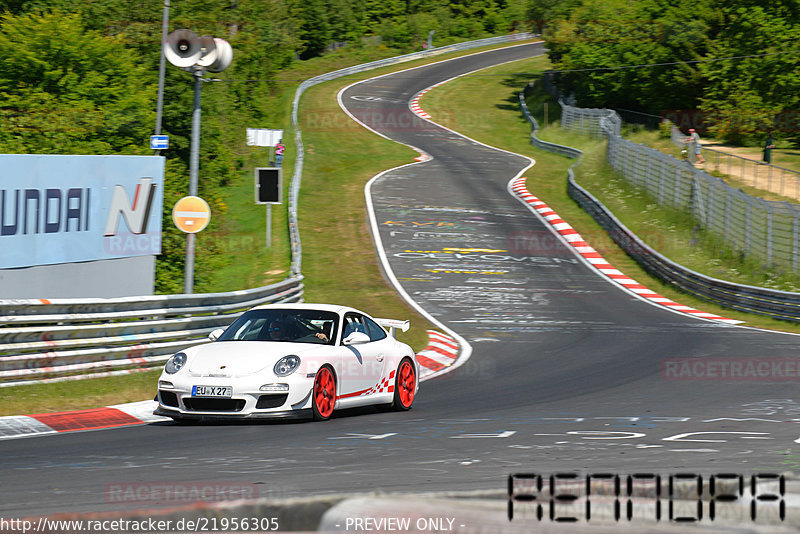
left=2, top=43, right=800, bottom=520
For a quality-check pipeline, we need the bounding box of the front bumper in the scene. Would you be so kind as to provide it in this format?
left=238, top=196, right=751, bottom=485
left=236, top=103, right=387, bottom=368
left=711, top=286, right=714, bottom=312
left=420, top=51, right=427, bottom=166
left=155, top=374, right=314, bottom=420
left=154, top=405, right=312, bottom=421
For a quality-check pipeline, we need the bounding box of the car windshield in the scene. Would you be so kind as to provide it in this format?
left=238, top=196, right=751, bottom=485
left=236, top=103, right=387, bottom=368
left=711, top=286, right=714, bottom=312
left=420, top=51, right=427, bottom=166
left=218, top=309, right=338, bottom=345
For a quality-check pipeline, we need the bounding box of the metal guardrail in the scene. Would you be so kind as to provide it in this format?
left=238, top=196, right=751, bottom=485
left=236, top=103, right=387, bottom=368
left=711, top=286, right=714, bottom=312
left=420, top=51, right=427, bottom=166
left=0, top=277, right=304, bottom=386
left=520, top=83, right=800, bottom=323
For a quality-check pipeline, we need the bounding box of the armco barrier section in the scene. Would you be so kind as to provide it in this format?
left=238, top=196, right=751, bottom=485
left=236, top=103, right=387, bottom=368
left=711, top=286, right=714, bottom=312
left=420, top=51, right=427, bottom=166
left=520, top=84, right=800, bottom=323
left=0, top=277, right=304, bottom=387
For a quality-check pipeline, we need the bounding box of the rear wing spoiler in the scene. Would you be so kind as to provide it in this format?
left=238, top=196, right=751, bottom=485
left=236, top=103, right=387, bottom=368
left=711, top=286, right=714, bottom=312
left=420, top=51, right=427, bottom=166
left=375, top=318, right=410, bottom=338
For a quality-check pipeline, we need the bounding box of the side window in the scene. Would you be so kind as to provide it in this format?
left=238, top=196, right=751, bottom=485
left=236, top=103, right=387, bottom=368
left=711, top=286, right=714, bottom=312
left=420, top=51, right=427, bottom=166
left=342, top=314, right=365, bottom=339
left=363, top=317, right=387, bottom=342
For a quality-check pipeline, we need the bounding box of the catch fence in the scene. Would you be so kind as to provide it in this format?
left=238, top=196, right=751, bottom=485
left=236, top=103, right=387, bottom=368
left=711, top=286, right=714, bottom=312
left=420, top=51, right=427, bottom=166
left=560, top=101, right=800, bottom=273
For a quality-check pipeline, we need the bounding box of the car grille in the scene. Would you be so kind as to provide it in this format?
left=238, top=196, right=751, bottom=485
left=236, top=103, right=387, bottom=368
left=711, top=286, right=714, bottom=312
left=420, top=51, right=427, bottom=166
left=256, top=394, right=288, bottom=409
left=183, top=398, right=245, bottom=412
left=159, top=390, right=179, bottom=408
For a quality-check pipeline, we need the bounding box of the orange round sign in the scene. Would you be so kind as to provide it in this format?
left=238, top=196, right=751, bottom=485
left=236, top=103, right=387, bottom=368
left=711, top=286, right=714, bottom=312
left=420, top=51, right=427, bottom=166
left=172, top=196, right=211, bottom=233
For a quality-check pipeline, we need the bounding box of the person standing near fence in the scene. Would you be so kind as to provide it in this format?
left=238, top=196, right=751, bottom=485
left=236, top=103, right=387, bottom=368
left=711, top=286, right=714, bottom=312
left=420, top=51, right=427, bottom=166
left=687, top=128, right=705, bottom=164
left=763, top=132, right=775, bottom=164
left=275, top=139, right=285, bottom=167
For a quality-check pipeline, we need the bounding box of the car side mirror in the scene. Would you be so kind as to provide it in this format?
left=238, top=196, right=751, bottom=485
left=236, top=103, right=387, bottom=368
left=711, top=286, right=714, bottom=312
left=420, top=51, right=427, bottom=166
left=208, top=328, right=225, bottom=341
left=343, top=332, right=370, bottom=345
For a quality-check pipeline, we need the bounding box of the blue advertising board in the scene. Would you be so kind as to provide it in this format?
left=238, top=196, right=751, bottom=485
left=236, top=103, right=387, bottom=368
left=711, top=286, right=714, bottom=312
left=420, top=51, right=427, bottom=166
left=0, top=154, right=165, bottom=269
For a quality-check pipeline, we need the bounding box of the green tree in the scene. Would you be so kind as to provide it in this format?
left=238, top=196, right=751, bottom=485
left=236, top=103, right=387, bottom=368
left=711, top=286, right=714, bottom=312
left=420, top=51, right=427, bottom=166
left=545, top=0, right=714, bottom=113
left=699, top=2, right=800, bottom=143
left=0, top=11, right=155, bottom=154
left=290, top=0, right=332, bottom=59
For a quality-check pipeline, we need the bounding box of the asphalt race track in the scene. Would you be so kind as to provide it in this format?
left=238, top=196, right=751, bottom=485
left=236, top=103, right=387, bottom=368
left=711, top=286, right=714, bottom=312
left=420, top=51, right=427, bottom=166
left=3, top=41, right=800, bottom=521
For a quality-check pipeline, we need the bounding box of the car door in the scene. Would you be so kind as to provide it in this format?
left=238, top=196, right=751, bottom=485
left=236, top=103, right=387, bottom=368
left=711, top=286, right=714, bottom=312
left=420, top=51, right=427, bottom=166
left=337, top=313, right=386, bottom=397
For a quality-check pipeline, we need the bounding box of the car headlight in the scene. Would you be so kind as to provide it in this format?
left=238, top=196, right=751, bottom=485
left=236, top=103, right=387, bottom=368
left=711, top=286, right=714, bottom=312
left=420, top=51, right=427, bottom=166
left=165, top=352, right=187, bottom=374
left=274, top=355, right=301, bottom=377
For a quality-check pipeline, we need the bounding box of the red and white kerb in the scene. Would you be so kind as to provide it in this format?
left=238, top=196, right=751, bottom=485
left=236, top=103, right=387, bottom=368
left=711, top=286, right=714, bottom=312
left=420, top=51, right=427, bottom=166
left=510, top=176, right=741, bottom=325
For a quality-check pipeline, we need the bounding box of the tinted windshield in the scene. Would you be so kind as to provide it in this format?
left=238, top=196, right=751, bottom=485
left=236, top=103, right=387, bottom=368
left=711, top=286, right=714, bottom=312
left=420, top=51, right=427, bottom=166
left=218, top=309, right=338, bottom=345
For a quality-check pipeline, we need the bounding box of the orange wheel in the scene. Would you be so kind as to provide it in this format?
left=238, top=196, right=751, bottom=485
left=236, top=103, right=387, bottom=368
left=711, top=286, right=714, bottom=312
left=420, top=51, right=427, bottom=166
left=392, top=358, right=416, bottom=411
left=312, top=366, right=336, bottom=421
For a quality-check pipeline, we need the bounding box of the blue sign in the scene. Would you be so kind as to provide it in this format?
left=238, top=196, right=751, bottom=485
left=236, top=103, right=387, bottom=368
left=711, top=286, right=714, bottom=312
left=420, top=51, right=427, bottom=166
left=150, top=135, right=169, bottom=150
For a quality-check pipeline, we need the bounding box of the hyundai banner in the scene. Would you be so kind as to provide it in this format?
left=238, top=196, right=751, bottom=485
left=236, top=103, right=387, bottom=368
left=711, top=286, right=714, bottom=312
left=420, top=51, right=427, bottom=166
left=0, top=154, right=165, bottom=269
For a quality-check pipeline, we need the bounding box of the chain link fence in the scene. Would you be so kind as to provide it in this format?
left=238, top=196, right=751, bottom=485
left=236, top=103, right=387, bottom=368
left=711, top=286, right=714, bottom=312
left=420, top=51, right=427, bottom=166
left=560, top=101, right=800, bottom=273
left=668, top=126, right=800, bottom=200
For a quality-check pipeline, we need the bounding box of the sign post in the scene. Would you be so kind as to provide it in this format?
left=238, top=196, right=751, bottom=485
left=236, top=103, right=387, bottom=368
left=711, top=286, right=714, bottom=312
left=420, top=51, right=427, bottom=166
left=254, top=167, right=282, bottom=248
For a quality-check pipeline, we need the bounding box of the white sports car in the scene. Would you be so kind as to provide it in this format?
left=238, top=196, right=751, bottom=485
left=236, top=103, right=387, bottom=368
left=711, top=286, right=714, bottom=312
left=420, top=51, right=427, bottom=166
left=154, top=303, right=419, bottom=421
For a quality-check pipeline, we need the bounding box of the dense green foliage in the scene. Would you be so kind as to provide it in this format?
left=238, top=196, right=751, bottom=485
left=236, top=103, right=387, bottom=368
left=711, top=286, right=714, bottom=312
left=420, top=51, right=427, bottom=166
left=0, top=11, right=154, bottom=154
left=540, top=0, right=800, bottom=144
left=0, top=0, right=536, bottom=292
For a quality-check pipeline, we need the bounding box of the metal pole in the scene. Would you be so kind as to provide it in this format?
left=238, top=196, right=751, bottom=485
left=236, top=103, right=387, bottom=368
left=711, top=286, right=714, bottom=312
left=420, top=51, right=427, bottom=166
left=154, top=0, right=170, bottom=155
left=266, top=204, right=272, bottom=248
left=184, top=69, right=203, bottom=294
left=189, top=71, right=202, bottom=197
left=741, top=157, right=746, bottom=185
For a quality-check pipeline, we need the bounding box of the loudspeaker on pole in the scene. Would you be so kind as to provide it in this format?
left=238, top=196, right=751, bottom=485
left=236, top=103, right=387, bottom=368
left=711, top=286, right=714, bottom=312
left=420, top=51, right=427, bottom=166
left=207, top=38, right=233, bottom=72
left=164, top=29, right=201, bottom=68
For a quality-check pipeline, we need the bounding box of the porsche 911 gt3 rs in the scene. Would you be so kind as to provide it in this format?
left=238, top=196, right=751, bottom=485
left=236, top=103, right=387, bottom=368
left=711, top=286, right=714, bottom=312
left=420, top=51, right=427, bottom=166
left=154, top=303, right=419, bottom=421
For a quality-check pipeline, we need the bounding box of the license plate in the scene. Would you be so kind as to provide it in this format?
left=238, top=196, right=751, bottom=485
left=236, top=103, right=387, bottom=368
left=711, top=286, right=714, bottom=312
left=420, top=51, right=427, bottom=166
left=192, top=385, right=233, bottom=397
